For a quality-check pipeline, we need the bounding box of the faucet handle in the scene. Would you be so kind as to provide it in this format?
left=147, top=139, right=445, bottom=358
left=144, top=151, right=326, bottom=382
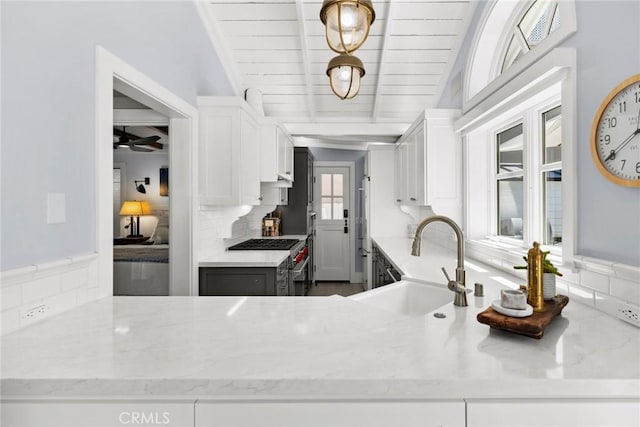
left=441, top=267, right=452, bottom=283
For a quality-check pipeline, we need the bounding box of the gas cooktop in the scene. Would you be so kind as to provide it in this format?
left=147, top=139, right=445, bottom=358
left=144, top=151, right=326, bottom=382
left=227, top=239, right=301, bottom=251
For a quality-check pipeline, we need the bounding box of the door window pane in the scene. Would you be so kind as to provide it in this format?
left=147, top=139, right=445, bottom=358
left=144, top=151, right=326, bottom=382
left=333, top=174, right=343, bottom=196
left=321, top=174, right=332, bottom=196
left=498, top=177, right=524, bottom=239
left=543, top=105, right=562, bottom=163
left=497, top=124, right=524, bottom=173
left=543, top=170, right=562, bottom=246
left=333, top=198, right=344, bottom=220
left=321, top=197, right=333, bottom=220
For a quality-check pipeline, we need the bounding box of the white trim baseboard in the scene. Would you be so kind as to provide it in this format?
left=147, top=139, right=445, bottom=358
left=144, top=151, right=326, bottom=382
left=1, top=254, right=99, bottom=335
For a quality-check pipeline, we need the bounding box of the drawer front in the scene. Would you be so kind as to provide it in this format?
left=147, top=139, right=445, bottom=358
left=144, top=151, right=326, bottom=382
left=199, top=267, right=276, bottom=296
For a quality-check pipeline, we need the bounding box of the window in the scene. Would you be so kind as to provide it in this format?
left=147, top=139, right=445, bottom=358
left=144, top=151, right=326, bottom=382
left=320, top=173, right=344, bottom=220
left=541, top=105, right=562, bottom=246
left=492, top=102, right=562, bottom=251
left=501, top=0, right=562, bottom=74
left=496, top=124, right=524, bottom=240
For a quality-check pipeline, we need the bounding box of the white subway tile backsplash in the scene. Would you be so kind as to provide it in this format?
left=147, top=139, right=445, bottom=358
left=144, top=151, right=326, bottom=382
left=21, top=275, right=61, bottom=303
left=567, top=283, right=595, bottom=307
left=61, top=268, right=88, bottom=291
left=610, top=277, right=640, bottom=306
left=580, top=270, right=610, bottom=294
left=2, top=285, right=21, bottom=310
left=2, top=308, right=20, bottom=335
left=2, top=253, right=99, bottom=335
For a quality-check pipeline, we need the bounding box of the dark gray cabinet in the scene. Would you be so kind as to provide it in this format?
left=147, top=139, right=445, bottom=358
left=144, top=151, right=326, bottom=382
left=277, top=147, right=314, bottom=235
left=199, top=260, right=290, bottom=296
left=371, top=243, right=402, bottom=288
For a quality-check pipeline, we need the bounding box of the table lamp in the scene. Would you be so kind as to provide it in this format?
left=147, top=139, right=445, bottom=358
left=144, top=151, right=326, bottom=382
left=119, top=200, right=151, bottom=237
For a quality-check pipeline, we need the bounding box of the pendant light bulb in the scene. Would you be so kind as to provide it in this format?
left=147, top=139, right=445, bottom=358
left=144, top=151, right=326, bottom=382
left=326, top=53, right=365, bottom=100
left=320, top=0, right=375, bottom=54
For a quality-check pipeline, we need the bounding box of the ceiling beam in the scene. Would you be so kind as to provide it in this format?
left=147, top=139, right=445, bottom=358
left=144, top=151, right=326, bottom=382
left=372, top=0, right=397, bottom=121
left=295, top=0, right=316, bottom=121
left=194, top=1, right=243, bottom=96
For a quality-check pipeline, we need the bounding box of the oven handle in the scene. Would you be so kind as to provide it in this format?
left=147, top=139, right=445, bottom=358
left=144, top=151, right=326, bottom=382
left=292, top=256, right=310, bottom=275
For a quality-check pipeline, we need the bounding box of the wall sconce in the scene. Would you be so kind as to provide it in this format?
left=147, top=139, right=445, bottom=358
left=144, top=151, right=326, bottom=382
left=135, top=177, right=150, bottom=194
left=320, top=0, right=375, bottom=54
left=119, top=200, right=151, bottom=237
left=327, top=53, right=365, bottom=99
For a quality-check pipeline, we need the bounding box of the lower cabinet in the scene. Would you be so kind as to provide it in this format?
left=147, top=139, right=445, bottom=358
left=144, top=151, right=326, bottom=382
left=195, top=400, right=465, bottom=427
left=1, top=400, right=195, bottom=427
left=199, top=262, right=290, bottom=296
left=466, top=399, right=640, bottom=427
left=371, top=243, right=403, bottom=288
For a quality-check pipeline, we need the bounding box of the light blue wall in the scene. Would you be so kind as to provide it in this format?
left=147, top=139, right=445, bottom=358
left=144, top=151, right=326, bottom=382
left=437, top=0, right=640, bottom=266
left=310, top=147, right=367, bottom=273
left=1, top=1, right=233, bottom=270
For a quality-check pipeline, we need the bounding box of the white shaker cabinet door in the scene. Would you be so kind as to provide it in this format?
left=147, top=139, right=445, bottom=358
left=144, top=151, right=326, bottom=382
left=195, top=400, right=464, bottom=427
left=467, top=399, right=640, bottom=427
left=1, top=400, right=195, bottom=427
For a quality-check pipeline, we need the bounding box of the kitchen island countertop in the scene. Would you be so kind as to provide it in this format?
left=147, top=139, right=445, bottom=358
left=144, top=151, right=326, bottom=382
left=2, top=240, right=639, bottom=400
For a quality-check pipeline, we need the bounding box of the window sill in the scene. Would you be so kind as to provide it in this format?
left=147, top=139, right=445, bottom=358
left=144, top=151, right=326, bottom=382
left=466, top=238, right=565, bottom=274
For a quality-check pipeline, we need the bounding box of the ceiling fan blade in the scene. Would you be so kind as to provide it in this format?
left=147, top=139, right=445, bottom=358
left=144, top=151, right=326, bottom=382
left=131, top=135, right=161, bottom=145
left=128, top=143, right=153, bottom=152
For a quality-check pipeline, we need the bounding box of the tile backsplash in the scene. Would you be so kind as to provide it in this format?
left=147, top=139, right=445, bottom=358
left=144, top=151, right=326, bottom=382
left=198, top=204, right=277, bottom=258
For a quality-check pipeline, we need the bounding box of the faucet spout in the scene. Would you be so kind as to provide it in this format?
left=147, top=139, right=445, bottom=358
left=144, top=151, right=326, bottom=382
left=411, top=215, right=467, bottom=307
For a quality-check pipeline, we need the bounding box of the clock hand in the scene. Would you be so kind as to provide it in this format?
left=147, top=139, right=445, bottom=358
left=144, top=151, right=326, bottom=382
left=604, top=126, right=640, bottom=161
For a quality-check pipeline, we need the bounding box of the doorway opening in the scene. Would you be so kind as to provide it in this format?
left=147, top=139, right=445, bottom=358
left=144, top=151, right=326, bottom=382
left=95, top=46, right=198, bottom=297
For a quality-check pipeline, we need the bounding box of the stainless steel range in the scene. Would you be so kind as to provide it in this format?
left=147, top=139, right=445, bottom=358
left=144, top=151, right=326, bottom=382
left=227, top=239, right=302, bottom=252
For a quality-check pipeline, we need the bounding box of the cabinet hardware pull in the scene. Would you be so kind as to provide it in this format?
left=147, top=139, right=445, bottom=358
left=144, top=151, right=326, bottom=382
left=385, top=268, right=399, bottom=282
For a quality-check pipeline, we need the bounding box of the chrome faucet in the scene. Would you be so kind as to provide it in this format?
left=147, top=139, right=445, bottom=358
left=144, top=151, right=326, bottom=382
left=411, top=215, right=468, bottom=307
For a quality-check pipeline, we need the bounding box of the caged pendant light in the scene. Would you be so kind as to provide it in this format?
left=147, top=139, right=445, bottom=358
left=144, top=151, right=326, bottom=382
left=320, top=0, right=375, bottom=54
left=326, top=53, right=365, bottom=100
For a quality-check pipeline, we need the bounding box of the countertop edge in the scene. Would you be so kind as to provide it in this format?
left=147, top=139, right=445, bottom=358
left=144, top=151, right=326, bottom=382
left=2, top=378, right=639, bottom=400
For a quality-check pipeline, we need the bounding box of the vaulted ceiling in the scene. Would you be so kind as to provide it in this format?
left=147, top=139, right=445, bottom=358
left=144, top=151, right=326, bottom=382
left=198, top=0, right=476, bottom=126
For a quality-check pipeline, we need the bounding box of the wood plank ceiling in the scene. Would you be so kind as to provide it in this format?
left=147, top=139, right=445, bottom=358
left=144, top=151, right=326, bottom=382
left=202, top=0, right=474, bottom=125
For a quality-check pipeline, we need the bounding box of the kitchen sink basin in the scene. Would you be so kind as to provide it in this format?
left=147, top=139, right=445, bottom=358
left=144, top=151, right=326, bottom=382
left=349, top=280, right=452, bottom=316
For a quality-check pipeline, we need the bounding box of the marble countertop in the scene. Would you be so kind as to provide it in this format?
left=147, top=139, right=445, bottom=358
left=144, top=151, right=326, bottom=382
left=2, top=238, right=639, bottom=400
left=199, top=235, right=307, bottom=267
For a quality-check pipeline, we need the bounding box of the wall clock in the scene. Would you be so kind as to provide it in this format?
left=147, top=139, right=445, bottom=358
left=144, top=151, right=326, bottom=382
left=590, top=74, right=640, bottom=187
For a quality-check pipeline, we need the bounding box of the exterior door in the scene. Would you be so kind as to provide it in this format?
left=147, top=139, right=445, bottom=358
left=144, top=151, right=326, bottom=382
left=314, top=166, right=350, bottom=281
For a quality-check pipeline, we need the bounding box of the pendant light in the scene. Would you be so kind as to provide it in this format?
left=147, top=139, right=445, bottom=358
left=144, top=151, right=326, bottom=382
left=320, top=0, right=375, bottom=54
left=327, top=54, right=365, bottom=100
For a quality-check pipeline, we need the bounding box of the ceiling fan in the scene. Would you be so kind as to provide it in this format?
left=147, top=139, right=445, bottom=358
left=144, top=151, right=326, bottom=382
left=113, top=126, right=162, bottom=152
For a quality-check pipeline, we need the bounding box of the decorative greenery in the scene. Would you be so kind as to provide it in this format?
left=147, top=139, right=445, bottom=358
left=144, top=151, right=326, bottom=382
left=514, top=251, right=563, bottom=276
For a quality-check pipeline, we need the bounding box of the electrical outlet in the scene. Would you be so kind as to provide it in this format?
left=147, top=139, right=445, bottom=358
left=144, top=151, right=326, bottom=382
left=617, top=305, right=640, bottom=327
left=23, top=304, right=49, bottom=321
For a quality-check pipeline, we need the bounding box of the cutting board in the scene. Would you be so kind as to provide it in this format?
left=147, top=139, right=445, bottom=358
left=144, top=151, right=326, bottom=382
left=477, top=295, right=569, bottom=339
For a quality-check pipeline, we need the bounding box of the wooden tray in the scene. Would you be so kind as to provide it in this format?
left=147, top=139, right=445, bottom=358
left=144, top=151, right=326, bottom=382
left=477, top=295, right=569, bottom=339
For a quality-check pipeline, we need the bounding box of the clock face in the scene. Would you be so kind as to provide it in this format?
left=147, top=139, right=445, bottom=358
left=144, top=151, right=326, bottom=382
left=591, top=74, right=640, bottom=187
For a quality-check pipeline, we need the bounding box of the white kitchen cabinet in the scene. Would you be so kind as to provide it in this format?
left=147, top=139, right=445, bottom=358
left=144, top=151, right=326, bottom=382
left=198, top=97, right=262, bottom=206
left=260, top=182, right=289, bottom=206
left=1, top=400, right=195, bottom=427
left=466, top=399, right=640, bottom=427
left=394, top=110, right=461, bottom=220
left=195, top=400, right=464, bottom=427
left=261, top=122, right=294, bottom=183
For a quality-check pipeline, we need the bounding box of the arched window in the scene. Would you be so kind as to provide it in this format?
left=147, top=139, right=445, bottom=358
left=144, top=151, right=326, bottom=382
left=464, top=0, right=576, bottom=109
left=501, top=0, right=562, bottom=73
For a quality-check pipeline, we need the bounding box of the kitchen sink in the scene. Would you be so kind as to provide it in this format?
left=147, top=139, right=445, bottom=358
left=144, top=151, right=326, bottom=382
left=349, top=280, right=452, bottom=316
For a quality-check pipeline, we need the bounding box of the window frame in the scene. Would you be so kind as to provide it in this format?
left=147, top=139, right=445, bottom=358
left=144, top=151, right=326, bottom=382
left=487, top=94, right=562, bottom=256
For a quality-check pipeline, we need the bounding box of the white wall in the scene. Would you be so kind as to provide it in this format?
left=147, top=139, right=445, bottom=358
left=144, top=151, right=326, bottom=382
left=1, top=1, right=233, bottom=271
left=438, top=0, right=640, bottom=267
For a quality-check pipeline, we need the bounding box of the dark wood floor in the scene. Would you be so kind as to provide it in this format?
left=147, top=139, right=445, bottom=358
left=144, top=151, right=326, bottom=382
left=306, top=282, right=364, bottom=297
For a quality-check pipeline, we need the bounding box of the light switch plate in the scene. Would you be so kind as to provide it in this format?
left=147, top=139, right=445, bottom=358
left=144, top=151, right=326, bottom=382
left=47, top=193, right=66, bottom=224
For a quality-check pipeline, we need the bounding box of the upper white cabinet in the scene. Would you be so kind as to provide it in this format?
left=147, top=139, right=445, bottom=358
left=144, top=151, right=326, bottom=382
left=394, top=109, right=461, bottom=220
left=261, top=122, right=294, bottom=183
left=198, top=97, right=262, bottom=206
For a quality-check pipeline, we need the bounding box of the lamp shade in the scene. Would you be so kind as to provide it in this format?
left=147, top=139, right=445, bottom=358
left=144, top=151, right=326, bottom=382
left=327, top=53, right=365, bottom=100
left=320, top=0, right=375, bottom=54
left=119, top=200, right=152, bottom=216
